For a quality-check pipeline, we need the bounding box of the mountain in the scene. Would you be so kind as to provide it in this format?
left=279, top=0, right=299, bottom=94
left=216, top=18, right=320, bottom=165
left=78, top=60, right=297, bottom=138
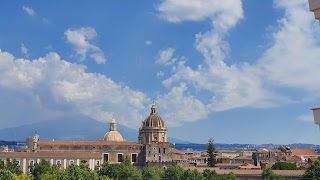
left=0, top=115, right=190, bottom=143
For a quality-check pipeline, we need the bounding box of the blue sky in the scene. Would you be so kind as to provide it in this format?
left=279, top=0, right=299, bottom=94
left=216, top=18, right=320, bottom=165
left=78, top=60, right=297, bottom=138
left=1, top=0, right=320, bottom=144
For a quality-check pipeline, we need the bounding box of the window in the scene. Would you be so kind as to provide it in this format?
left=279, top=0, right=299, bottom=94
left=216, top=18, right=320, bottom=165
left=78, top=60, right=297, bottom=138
left=103, top=154, right=109, bottom=162
left=69, top=160, right=74, bottom=165
left=159, top=148, right=161, bottom=154
left=56, top=160, right=61, bottom=167
left=131, top=154, right=137, bottom=163
left=163, top=148, right=166, bottom=154
left=29, top=160, right=34, bottom=166
left=96, top=160, right=100, bottom=166
left=117, top=154, right=123, bottom=162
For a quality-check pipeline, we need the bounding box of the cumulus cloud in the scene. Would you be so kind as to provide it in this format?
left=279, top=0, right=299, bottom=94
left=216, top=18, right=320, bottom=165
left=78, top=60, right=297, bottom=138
left=64, top=27, right=106, bottom=64
left=156, top=83, right=208, bottom=126
left=20, top=43, right=29, bottom=57
left=0, top=50, right=146, bottom=129
left=157, top=0, right=320, bottom=115
left=22, top=6, right=36, bottom=16
left=156, top=48, right=176, bottom=66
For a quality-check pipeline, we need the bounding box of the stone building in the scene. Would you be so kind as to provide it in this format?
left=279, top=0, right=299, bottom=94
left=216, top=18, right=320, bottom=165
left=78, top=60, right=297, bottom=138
left=252, top=146, right=320, bottom=169
left=0, top=102, right=188, bottom=174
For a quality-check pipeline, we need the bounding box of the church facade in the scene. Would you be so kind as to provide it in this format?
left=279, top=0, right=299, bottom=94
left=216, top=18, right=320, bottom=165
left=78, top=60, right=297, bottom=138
left=0, top=103, right=188, bottom=174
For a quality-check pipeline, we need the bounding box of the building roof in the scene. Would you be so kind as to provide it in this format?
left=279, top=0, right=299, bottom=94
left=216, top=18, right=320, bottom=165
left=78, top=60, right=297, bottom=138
left=233, top=156, right=253, bottom=160
left=290, top=148, right=320, bottom=156
left=38, top=141, right=142, bottom=146
left=0, top=152, right=102, bottom=159
left=141, top=102, right=166, bottom=129
left=171, top=148, right=184, bottom=155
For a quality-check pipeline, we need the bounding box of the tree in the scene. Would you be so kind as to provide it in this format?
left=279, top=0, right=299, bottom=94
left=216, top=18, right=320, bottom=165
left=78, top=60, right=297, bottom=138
left=141, top=167, right=164, bottom=180
left=221, top=172, right=237, bottom=180
left=271, top=162, right=298, bottom=170
left=13, top=174, right=31, bottom=180
left=182, top=169, right=205, bottom=180
left=0, top=169, right=14, bottom=180
left=303, top=160, right=320, bottom=179
left=31, top=159, right=52, bottom=180
left=5, top=158, right=22, bottom=175
left=261, top=167, right=284, bottom=180
left=203, top=169, right=218, bottom=180
left=163, top=166, right=184, bottom=180
left=207, top=138, right=217, bottom=167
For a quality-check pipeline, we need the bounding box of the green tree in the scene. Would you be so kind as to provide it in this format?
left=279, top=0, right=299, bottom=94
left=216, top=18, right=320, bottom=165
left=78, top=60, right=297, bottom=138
left=99, top=160, right=140, bottom=180
left=261, top=167, right=284, bottom=180
left=121, top=155, right=131, bottom=166
left=0, top=159, right=4, bottom=170
left=303, top=160, right=320, bottom=179
left=31, top=159, right=52, bottom=180
left=97, top=161, right=110, bottom=178
left=202, top=169, right=218, bottom=180
left=5, top=158, right=22, bottom=175
left=13, top=173, right=31, bottom=180
left=163, top=166, right=184, bottom=180
left=271, top=162, right=298, bottom=170
left=221, top=172, right=237, bottom=180
left=0, top=169, right=14, bottom=180
left=207, top=138, right=217, bottom=167
left=182, top=169, right=205, bottom=180
left=141, top=167, right=164, bottom=180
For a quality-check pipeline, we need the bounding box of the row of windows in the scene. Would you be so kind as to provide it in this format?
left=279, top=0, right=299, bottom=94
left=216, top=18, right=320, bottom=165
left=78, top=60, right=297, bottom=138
left=103, top=153, right=137, bottom=163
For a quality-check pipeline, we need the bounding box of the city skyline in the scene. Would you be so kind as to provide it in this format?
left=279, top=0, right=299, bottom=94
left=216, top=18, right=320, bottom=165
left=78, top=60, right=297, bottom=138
left=1, top=0, right=320, bottom=144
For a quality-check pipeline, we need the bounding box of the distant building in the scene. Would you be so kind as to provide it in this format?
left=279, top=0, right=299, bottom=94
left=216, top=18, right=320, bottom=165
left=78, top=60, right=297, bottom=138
left=0, top=102, right=189, bottom=174
left=252, top=146, right=320, bottom=169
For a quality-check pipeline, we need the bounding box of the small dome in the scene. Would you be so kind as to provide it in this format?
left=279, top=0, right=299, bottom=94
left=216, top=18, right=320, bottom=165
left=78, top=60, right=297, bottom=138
left=103, top=131, right=124, bottom=141
left=102, top=116, right=124, bottom=142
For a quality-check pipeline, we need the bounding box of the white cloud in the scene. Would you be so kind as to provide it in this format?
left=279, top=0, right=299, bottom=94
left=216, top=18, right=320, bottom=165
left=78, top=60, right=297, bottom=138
left=157, top=0, right=243, bottom=28
left=257, top=0, right=320, bottom=93
left=156, top=48, right=176, bottom=66
left=157, top=0, right=320, bottom=115
left=157, top=71, right=164, bottom=77
left=156, top=83, right=208, bottom=126
left=22, top=6, right=36, bottom=16
left=0, top=50, right=146, bottom=129
left=298, top=114, right=314, bottom=122
left=145, top=40, right=152, bottom=46
left=20, top=43, right=29, bottom=57
left=64, top=27, right=106, bottom=64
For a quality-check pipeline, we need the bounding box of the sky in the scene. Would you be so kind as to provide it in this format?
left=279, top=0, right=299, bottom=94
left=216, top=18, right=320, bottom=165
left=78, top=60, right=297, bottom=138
left=1, top=0, right=320, bottom=144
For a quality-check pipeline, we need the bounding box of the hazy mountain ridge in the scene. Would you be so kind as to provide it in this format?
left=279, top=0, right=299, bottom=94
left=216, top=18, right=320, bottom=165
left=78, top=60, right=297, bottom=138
left=0, top=115, right=190, bottom=144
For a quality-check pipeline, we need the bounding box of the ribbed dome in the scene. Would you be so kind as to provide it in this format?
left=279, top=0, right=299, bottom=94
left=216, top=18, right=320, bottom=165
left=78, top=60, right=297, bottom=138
left=103, top=131, right=124, bottom=141
left=142, top=102, right=165, bottom=128
left=144, top=114, right=165, bottom=128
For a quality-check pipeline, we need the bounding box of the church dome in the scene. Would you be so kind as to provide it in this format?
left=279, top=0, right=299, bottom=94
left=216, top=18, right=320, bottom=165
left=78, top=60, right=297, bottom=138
left=142, top=102, right=165, bottom=128
left=102, top=116, right=124, bottom=142
left=103, top=131, right=124, bottom=141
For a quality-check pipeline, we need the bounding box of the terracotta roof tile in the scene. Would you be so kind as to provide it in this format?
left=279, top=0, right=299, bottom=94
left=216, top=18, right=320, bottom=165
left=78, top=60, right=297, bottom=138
left=0, top=152, right=102, bottom=158
left=171, top=148, right=184, bottom=155
left=290, top=148, right=320, bottom=156
left=38, top=141, right=143, bottom=146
